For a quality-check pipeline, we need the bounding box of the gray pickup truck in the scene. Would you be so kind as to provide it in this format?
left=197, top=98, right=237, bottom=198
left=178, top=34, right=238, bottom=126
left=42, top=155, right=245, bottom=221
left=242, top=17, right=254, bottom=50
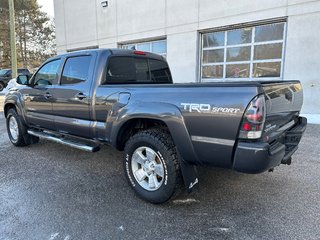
left=4, top=49, right=307, bottom=203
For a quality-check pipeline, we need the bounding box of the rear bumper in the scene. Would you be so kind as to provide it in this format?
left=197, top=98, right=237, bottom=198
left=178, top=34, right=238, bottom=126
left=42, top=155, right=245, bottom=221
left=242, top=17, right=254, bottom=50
left=233, top=117, right=307, bottom=174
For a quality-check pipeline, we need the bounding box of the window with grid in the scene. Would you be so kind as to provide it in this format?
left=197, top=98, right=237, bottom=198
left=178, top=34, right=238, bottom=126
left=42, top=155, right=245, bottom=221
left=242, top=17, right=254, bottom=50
left=121, top=40, right=167, bottom=58
left=200, top=22, right=286, bottom=81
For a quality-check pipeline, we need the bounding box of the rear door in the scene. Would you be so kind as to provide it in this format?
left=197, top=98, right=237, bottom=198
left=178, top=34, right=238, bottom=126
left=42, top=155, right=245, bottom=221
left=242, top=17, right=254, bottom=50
left=51, top=53, right=96, bottom=138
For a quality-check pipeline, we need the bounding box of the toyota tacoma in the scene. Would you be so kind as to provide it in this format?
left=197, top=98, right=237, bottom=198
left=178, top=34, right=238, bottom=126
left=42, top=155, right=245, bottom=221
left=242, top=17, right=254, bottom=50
left=4, top=49, right=307, bottom=203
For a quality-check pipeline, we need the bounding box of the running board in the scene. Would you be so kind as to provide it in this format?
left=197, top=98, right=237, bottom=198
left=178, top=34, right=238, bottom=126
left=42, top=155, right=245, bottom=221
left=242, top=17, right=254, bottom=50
left=27, top=130, right=100, bottom=152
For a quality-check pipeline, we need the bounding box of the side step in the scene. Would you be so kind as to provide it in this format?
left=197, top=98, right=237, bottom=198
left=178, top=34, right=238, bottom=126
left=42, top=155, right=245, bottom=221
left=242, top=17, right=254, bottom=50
left=27, top=130, right=100, bottom=152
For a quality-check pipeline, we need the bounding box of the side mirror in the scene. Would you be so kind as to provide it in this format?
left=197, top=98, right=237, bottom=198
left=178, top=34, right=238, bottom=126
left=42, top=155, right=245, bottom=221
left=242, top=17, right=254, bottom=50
left=16, top=75, right=29, bottom=85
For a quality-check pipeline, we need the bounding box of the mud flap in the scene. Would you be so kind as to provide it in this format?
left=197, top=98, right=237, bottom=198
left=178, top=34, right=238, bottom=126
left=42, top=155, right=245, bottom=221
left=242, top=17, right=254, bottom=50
left=179, top=158, right=199, bottom=193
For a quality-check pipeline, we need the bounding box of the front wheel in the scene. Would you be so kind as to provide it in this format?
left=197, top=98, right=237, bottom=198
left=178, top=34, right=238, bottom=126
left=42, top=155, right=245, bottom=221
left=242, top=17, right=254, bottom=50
left=6, top=108, right=39, bottom=146
left=124, top=128, right=180, bottom=203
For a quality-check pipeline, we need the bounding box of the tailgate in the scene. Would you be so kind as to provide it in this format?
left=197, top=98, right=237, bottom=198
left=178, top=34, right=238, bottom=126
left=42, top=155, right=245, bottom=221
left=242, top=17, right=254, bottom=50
left=262, top=81, right=303, bottom=138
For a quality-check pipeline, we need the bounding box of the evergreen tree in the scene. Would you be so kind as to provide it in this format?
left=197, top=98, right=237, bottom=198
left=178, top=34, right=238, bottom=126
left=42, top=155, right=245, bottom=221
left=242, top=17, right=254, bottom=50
left=0, top=0, right=56, bottom=70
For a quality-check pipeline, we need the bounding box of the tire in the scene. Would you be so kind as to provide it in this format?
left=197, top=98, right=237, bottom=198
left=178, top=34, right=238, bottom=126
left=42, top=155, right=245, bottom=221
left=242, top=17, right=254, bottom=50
left=124, top=128, right=180, bottom=203
left=0, top=82, right=4, bottom=92
left=6, top=108, right=39, bottom=146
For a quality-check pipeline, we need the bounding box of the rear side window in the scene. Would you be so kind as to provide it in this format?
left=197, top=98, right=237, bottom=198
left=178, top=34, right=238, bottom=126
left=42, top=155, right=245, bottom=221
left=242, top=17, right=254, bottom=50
left=149, top=59, right=172, bottom=83
left=105, top=56, right=171, bottom=84
left=61, top=55, right=92, bottom=85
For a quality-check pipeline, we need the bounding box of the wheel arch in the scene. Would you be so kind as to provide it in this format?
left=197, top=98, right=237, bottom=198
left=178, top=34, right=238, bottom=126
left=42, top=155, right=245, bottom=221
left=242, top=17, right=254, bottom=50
left=4, top=103, right=17, bottom=117
left=111, top=102, right=200, bottom=165
left=4, top=94, right=27, bottom=126
left=115, top=117, right=170, bottom=151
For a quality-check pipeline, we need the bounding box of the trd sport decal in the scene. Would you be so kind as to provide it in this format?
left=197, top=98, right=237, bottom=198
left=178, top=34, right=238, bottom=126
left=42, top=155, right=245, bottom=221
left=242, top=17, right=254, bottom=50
left=181, top=103, right=241, bottom=114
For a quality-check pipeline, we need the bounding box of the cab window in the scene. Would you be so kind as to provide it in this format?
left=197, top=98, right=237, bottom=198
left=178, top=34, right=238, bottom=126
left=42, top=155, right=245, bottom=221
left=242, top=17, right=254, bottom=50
left=149, top=59, right=172, bottom=83
left=105, top=56, right=172, bottom=84
left=34, top=59, right=61, bottom=86
left=61, top=56, right=92, bottom=85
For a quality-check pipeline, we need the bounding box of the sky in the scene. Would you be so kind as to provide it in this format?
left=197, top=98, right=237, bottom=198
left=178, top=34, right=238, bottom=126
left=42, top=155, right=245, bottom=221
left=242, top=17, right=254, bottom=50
left=37, top=0, right=54, bottom=18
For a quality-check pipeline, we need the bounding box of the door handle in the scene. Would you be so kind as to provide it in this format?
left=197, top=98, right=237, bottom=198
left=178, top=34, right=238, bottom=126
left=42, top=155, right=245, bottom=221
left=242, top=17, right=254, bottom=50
left=44, top=92, right=52, bottom=99
left=75, top=92, right=87, bottom=100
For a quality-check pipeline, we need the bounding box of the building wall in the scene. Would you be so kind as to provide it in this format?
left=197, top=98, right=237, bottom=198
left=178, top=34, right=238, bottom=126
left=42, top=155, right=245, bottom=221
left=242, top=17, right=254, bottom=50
left=54, top=0, right=320, bottom=116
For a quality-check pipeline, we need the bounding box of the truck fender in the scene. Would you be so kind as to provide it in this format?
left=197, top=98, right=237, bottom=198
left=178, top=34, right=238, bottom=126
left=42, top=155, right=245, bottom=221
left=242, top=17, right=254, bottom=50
left=4, top=92, right=28, bottom=125
left=110, top=102, right=199, bottom=191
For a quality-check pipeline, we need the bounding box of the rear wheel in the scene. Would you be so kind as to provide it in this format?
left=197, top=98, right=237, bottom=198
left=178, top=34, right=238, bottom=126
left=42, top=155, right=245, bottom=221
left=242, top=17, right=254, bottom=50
left=6, top=108, right=39, bottom=146
left=124, top=128, right=180, bottom=203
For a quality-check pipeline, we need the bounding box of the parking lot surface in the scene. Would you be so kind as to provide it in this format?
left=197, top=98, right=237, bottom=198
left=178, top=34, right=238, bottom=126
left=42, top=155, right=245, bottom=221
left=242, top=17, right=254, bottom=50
left=0, top=98, right=319, bottom=239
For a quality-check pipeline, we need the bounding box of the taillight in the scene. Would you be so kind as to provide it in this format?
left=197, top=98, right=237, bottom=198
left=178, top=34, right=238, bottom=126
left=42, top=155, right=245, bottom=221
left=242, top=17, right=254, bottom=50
left=239, top=95, right=266, bottom=139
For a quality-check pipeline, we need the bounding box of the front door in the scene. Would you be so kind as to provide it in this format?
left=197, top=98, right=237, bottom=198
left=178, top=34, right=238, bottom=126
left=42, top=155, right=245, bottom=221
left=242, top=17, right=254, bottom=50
left=51, top=54, right=95, bottom=139
left=22, top=59, right=61, bottom=130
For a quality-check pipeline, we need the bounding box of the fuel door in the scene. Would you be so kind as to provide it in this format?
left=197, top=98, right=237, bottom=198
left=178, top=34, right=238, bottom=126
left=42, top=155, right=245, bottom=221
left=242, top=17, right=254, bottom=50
left=111, top=92, right=131, bottom=115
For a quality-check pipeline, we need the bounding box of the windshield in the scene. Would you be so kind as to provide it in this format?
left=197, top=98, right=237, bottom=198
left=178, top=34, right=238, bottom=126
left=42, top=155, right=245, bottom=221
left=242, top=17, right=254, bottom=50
left=0, top=69, right=10, bottom=76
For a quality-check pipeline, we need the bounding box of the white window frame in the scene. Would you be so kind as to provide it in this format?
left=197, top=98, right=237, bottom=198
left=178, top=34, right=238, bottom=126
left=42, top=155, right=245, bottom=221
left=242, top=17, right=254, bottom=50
left=120, top=39, right=167, bottom=58
left=200, top=21, right=287, bottom=82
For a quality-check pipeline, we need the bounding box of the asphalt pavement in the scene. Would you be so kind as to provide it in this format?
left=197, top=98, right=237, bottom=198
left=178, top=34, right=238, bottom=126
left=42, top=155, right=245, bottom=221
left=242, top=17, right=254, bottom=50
left=0, top=101, right=319, bottom=239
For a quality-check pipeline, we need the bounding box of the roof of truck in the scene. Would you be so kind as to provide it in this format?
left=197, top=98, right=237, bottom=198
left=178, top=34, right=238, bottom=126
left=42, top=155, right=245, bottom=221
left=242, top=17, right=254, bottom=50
left=51, top=48, right=165, bottom=61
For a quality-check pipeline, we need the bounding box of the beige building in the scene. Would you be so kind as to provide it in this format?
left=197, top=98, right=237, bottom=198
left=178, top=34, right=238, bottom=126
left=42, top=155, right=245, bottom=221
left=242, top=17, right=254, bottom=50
left=54, top=0, right=320, bottom=122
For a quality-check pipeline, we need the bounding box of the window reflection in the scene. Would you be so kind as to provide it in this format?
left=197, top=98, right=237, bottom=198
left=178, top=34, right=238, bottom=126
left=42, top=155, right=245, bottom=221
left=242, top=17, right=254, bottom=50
left=201, top=22, right=285, bottom=80
left=122, top=40, right=167, bottom=58
left=227, top=28, right=252, bottom=45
